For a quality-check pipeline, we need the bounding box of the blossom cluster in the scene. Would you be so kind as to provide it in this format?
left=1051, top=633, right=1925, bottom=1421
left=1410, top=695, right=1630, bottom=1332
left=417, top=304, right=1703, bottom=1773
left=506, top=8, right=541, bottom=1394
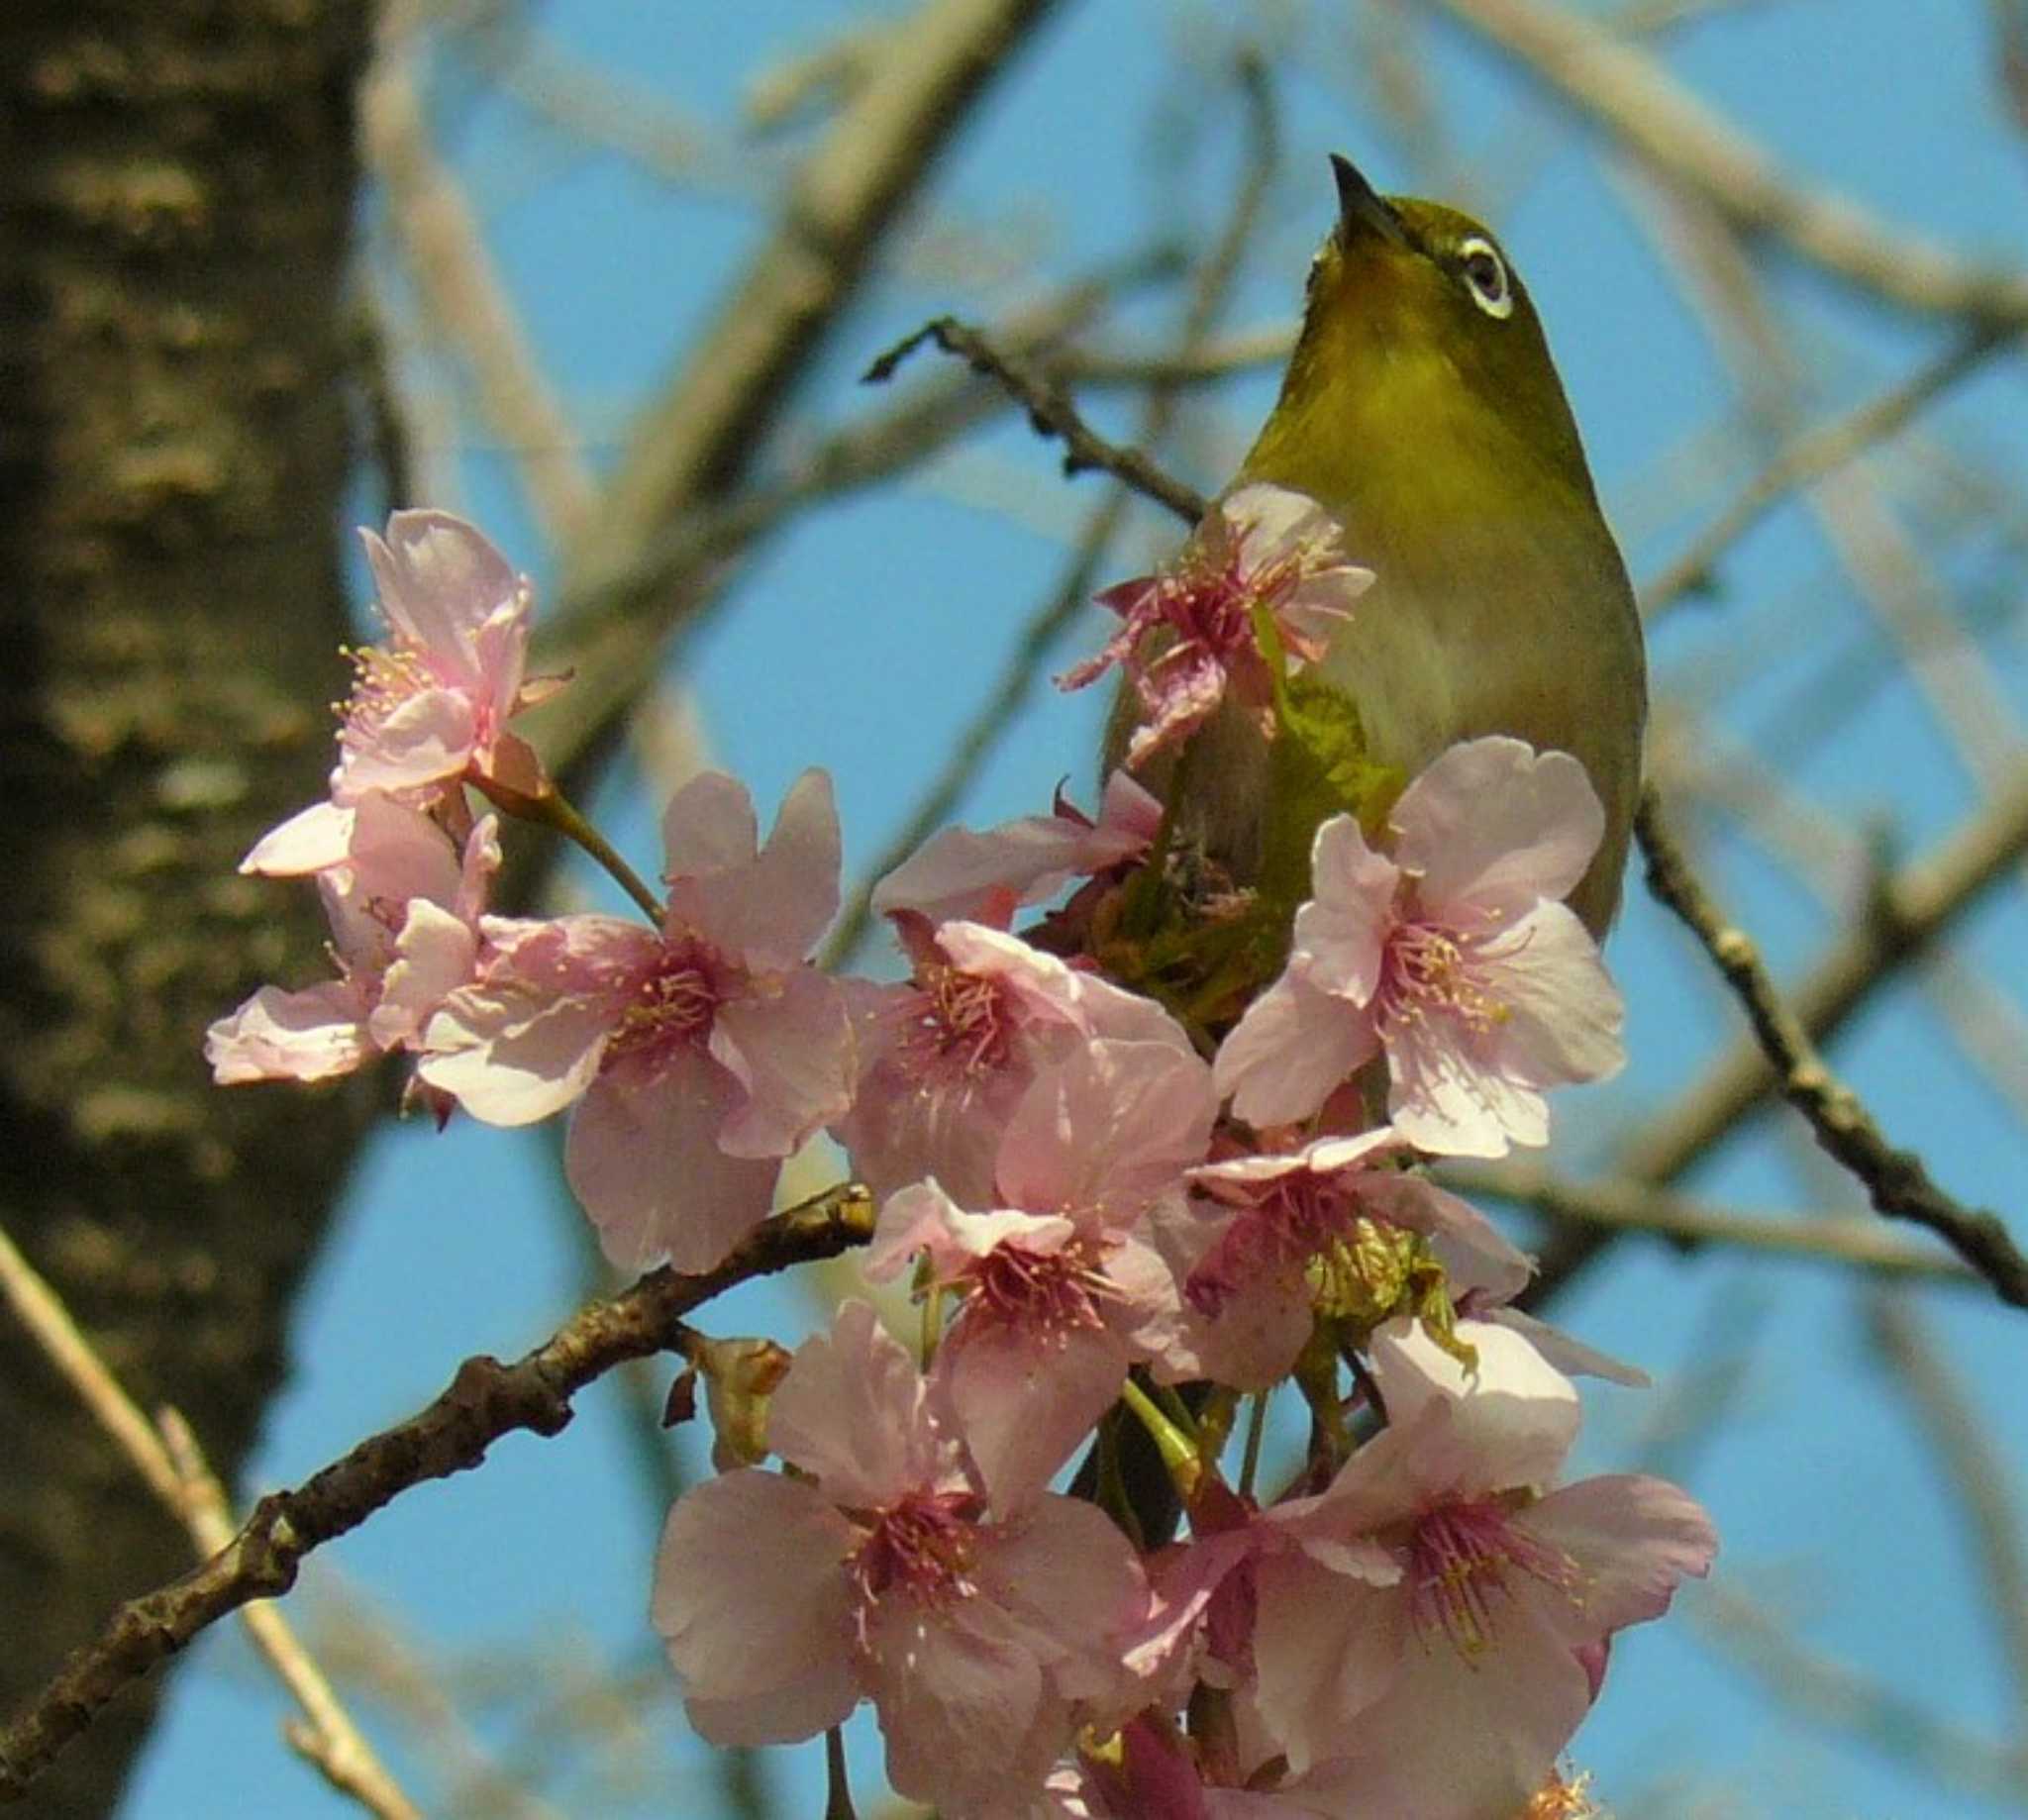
left=212, top=490, right=1714, bottom=1819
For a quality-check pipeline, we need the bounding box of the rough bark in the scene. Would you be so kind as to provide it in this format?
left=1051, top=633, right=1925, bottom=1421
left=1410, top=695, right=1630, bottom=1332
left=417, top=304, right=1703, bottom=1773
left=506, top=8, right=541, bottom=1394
left=0, top=3, right=372, bottom=1813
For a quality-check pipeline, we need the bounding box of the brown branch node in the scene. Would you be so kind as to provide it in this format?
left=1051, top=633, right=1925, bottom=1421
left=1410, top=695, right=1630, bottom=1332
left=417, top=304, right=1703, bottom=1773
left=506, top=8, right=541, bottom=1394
left=862, top=315, right=1210, bottom=526
left=1635, top=789, right=2028, bottom=1309
left=0, top=1184, right=875, bottom=1803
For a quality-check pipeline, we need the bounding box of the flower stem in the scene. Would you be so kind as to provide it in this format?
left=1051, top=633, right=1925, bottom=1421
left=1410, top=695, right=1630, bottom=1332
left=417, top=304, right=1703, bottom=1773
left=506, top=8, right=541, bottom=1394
left=477, top=773, right=663, bottom=921
left=1119, top=1376, right=1203, bottom=1504
left=823, top=1725, right=858, bottom=1820
left=1239, top=1389, right=1269, bottom=1500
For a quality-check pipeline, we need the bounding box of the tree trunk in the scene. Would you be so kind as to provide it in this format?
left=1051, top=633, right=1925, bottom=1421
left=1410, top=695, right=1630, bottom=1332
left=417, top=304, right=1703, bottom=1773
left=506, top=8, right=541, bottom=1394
left=0, top=3, right=373, bottom=1812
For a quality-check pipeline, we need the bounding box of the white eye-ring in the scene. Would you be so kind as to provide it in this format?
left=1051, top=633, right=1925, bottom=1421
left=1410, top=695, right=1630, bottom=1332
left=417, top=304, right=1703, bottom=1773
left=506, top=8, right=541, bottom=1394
left=1458, top=236, right=1513, bottom=320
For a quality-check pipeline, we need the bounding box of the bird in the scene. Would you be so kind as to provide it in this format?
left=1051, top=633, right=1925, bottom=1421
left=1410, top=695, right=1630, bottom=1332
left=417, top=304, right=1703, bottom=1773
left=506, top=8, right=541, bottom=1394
left=1114, top=153, right=1646, bottom=940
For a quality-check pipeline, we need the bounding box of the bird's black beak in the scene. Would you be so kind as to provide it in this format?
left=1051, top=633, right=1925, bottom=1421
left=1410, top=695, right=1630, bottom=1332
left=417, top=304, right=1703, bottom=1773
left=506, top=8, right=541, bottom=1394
left=1330, top=153, right=1409, bottom=251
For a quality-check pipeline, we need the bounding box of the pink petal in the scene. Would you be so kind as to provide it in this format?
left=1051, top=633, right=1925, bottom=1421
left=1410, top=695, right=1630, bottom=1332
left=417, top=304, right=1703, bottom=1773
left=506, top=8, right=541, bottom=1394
left=943, top=1318, right=1126, bottom=1515
left=651, top=1468, right=859, bottom=1738
left=1474, top=903, right=1626, bottom=1085
left=362, top=511, right=522, bottom=689
left=564, top=1058, right=779, bottom=1272
left=370, top=900, right=478, bottom=1049
left=1393, top=739, right=1604, bottom=917
left=768, top=1300, right=959, bottom=1506
left=667, top=768, right=841, bottom=967
left=710, top=966, right=854, bottom=1157
left=1521, top=1473, right=1717, bottom=1638
left=1295, top=1580, right=1590, bottom=1820
left=241, top=800, right=356, bottom=877
left=1385, top=1017, right=1550, bottom=1159
left=1294, top=816, right=1398, bottom=1002
left=205, top=983, right=370, bottom=1084
left=1251, top=1561, right=1405, bottom=1774
left=341, top=688, right=480, bottom=794
left=982, top=1494, right=1152, bottom=1708
left=1215, top=969, right=1375, bottom=1130
left=1369, top=1318, right=1580, bottom=1493
left=997, top=1040, right=1214, bottom=1227
left=865, top=1600, right=1055, bottom=1812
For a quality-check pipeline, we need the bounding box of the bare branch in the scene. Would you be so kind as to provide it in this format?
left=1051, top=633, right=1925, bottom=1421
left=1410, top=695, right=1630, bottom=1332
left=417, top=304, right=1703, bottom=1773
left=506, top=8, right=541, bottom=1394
left=1641, top=328, right=2020, bottom=620
left=0, top=1185, right=875, bottom=1803
left=363, top=0, right=597, bottom=544
left=1532, top=762, right=2028, bottom=1303
left=1419, top=0, right=2028, bottom=328
left=0, top=1222, right=420, bottom=1820
left=1443, top=1163, right=1991, bottom=1288
left=1634, top=788, right=2027, bottom=1306
left=862, top=315, right=1210, bottom=525
left=828, top=57, right=1274, bottom=966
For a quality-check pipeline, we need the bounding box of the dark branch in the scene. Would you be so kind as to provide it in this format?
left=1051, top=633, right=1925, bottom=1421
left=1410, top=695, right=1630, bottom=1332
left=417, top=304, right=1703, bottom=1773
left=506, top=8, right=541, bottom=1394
left=1635, top=788, right=2028, bottom=1308
left=862, top=315, right=1210, bottom=526
left=0, top=1185, right=875, bottom=1803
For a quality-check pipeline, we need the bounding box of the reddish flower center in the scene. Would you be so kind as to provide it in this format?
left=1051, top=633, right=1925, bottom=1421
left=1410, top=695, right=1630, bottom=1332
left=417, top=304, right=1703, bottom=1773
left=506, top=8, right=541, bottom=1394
left=850, top=1488, right=985, bottom=1624
left=608, top=939, right=726, bottom=1065
left=899, top=961, right=1014, bottom=1080
left=1377, top=919, right=1509, bottom=1035
left=965, top=1239, right=1112, bottom=1342
left=1408, top=1496, right=1579, bottom=1659
left=1186, top=1173, right=1355, bottom=1316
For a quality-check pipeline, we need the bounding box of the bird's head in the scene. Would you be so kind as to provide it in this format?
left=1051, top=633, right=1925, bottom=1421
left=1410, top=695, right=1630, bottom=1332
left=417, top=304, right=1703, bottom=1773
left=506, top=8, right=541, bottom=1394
left=1246, top=155, right=1598, bottom=509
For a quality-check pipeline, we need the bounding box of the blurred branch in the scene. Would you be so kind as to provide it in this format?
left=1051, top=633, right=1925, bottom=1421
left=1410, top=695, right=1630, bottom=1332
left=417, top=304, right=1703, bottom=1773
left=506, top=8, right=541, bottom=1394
left=1444, top=1163, right=1991, bottom=1288
left=1869, top=1294, right=2028, bottom=1741
left=862, top=316, right=1211, bottom=523
left=1419, top=0, right=2028, bottom=328
left=364, top=0, right=596, bottom=544
left=524, top=245, right=1182, bottom=784
left=0, top=1184, right=875, bottom=1803
left=828, top=55, right=1275, bottom=965
left=588, top=0, right=1065, bottom=553
left=1692, top=1576, right=2028, bottom=1805
left=1641, top=327, right=2020, bottom=619
left=1634, top=788, right=2028, bottom=1306
left=0, top=1221, right=419, bottom=1820
left=1061, top=321, right=1294, bottom=385
left=1532, top=762, right=2028, bottom=1304
left=501, top=0, right=1067, bottom=853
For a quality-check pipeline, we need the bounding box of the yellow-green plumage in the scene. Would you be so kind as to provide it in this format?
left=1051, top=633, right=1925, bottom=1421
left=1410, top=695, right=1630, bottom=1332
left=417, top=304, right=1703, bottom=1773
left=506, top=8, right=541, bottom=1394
left=1133, top=157, right=1646, bottom=938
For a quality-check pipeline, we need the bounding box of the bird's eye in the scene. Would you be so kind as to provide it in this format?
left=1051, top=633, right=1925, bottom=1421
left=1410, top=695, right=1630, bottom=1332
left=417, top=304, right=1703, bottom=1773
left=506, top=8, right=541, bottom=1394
left=1458, top=237, right=1513, bottom=320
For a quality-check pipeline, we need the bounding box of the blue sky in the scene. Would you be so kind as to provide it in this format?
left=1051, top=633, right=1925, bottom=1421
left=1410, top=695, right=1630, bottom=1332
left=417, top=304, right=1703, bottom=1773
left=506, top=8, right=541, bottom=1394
left=124, top=2, right=2027, bottom=1815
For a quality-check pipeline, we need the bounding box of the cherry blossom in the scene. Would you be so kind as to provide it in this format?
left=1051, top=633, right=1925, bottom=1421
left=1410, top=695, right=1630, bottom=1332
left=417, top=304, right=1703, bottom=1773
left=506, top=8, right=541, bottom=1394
left=1234, top=1320, right=1715, bottom=1817
left=652, top=1301, right=1151, bottom=1817
left=1057, top=484, right=1372, bottom=764
left=872, top=770, right=1162, bottom=930
left=1215, top=738, right=1626, bottom=1157
left=207, top=793, right=497, bottom=1087
left=242, top=512, right=560, bottom=875
left=1142, top=1127, right=1534, bottom=1390
left=835, top=915, right=1193, bottom=1206
left=868, top=1038, right=1215, bottom=1511
left=419, top=769, right=852, bottom=1272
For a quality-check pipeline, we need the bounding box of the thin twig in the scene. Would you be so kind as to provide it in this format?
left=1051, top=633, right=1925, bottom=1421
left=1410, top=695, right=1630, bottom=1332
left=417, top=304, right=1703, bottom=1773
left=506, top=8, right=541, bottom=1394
left=1442, top=1163, right=1990, bottom=1288
left=364, top=0, right=597, bottom=546
left=0, top=1222, right=421, bottom=1820
left=1641, top=327, right=2020, bottom=619
left=0, top=1184, right=876, bottom=1803
left=1531, top=763, right=2028, bottom=1304
left=1634, top=788, right=2027, bottom=1307
left=1692, top=1576, right=2028, bottom=1805
left=862, top=315, right=1210, bottom=525
left=827, top=59, right=1272, bottom=964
